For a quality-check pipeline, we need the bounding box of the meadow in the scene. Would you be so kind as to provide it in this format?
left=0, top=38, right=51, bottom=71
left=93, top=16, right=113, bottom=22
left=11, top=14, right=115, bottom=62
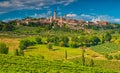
left=0, top=25, right=120, bottom=72
left=0, top=54, right=119, bottom=73
left=91, top=42, right=120, bottom=54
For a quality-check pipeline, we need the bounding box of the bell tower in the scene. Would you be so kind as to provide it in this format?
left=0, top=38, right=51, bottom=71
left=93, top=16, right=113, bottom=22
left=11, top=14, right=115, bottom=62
left=54, top=11, right=57, bottom=20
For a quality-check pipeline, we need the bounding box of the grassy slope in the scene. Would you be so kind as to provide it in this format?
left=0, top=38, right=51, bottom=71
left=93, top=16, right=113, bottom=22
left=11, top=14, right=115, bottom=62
left=1, top=32, right=120, bottom=72
left=0, top=54, right=119, bottom=73
left=0, top=37, right=19, bottom=54
left=91, top=42, right=120, bottom=54
left=25, top=45, right=104, bottom=60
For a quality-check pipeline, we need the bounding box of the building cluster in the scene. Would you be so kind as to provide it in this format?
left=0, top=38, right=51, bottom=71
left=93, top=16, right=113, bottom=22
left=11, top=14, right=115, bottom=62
left=16, top=11, right=108, bottom=30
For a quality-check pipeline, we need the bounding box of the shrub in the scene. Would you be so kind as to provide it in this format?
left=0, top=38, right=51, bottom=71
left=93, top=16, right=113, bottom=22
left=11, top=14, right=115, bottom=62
left=104, top=32, right=112, bottom=42
left=46, top=36, right=59, bottom=46
left=35, top=37, right=42, bottom=44
left=46, top=37, right=52, bottom=43
left=90, top=36, right=100, bottom=46
left=69, top=41, right=79, bottom=48
left=19, top=39, right=36, bottom=50
left=47, top=43, right=53, bottom=50
left=105, top=54, right=113, bottom=60
left=108, top=55, right=113, bottom=60
left=59, top=41, right=64, bottom=47
left=14, top=49, right=19, bottom=56
left=19, top=50, right=24, bottom=56
left=61, top=36, right=69, bottom=44
left=0, top=42, right=9, bottom=54
left=114, top=54, right=120, bottom=60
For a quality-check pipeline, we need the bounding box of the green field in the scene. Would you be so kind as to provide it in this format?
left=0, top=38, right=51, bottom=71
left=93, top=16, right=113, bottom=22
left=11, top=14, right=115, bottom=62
left=91, top=42, right=120, bottom=54
left=0, top=25, right=120, bottom=72
left=0, top=54, right=119, bottom=73
left=25, top=44, right=104, bottom=60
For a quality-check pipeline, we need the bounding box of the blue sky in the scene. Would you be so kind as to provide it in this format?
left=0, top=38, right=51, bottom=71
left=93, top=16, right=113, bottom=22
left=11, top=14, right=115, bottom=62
left=0, top=0, right=120, bottom=23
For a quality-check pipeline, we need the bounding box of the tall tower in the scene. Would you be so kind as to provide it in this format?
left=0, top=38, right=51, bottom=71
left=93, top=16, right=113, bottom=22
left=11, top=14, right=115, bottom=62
left=60, top=16, right=63, bottom=22
left=54, top=11, right=57, bottom=20
left=50, top=16, right=53, bottom=23
left=59, top=16, right=63, bottom=27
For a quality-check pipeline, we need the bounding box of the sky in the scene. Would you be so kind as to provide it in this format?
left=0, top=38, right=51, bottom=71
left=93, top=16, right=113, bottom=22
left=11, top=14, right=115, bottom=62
left=0, top=0, right=120, bottom=23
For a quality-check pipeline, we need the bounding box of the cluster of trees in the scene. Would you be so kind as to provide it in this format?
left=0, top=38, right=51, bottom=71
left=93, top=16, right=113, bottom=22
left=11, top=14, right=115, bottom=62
left=0, top=22, right=16, bottom=31
left=18, top=37, right=43, bottom=56
left=0, top=42, right=25, bottom=56
left=102, top=32, right=112, bottom=43
left=19, top=37, right=42, bottom=50
left=46, top=32, right=112, bottom=48
left=0, top=42, right=9, bottom=54
left=14, top=49, right=24, bottom=56
left=46, top=36, right=69, bottom=47
left=81, top=49, right=94, bottom=67
left=46, top=35, right=101, bottom=48
left=85, top=24, right=120, bottom=30
left=19, top=39, right=36, bottom=50
left=71, top=36, right=101, bottom=47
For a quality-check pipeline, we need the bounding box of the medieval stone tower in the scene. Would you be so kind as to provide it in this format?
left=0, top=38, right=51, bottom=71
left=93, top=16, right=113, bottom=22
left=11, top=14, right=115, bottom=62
left=54, top=11, right=57, bottom=20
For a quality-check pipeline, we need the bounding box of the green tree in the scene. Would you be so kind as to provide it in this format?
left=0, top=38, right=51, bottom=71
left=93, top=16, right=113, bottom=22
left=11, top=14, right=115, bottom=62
left=108, top=55, right=113, bottom=60
left=59, top=41, right=65, bottom=47
left=35, top=37, right=42, bottom=44
left=19, top=39, right=35, bottom=50
left=0, top=42, right=9, bottom=54
left=101, top=35, right=105, bottom=43
left=47, top=43, right=53, bottom=50
left=71, top=37, right=79, bottom=42
left=65, top=50, right=67, bottom=59
left=90, top=36, right=100, bottom=46
left=61, top=36, right=69, bottom=47
left=114, top=54, right=120, bottom=60
left=104, top=32, right=112, bottom=42
left=19, top=49, right=24, bottom=56
left=79, top=36, right=90, bottom=47
left=3, top=23, right=15, bottom=31
left=82, top=49, right=85, bottom=66
left=90, top=59, right=94, bottom=67
left=14, top=49, right=19, bottom=56
left=53, top=36, right=60, bottom=46
left=0, top=23, right=3, bottom=30
left=69, top=41, right=79, bottom=48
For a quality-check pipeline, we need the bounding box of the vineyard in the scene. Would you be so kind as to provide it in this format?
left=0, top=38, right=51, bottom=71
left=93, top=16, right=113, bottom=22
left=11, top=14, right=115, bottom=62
left=91, top=42, right=120, bottom=54
left=0, top=54, right=119, bottom=73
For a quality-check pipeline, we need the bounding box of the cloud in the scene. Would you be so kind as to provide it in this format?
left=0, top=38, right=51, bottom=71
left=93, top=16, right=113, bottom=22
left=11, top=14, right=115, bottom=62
left=0, top=0, right=75, bottom=14
left=66, top=14, right=77, bottom=17
left=80, top=14, right=94, bottom=19
left=90, top=15, right=120, bottom=23
left=30, top=13, right=46, bottom=18
left=0, top=1, right=11, bottom=7
left=113, top=19, right=120, bottom=23
left=64, top=0, right=74, bottom=6
left=76, top=14, right=120, bottom=23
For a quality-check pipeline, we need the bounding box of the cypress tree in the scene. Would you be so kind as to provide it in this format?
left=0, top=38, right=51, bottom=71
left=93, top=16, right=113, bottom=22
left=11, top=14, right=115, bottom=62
left=14, top=49, right=19, bottom=56
left=90, top=59, right=94, bottom=67
left=82, top=49, right=85, bottom=66
left=65, top=50, right=67, bottom=59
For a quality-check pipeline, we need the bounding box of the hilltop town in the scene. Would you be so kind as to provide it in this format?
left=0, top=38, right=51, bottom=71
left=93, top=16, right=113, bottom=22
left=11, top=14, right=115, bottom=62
left=15, top=11, right=108, bottom=30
